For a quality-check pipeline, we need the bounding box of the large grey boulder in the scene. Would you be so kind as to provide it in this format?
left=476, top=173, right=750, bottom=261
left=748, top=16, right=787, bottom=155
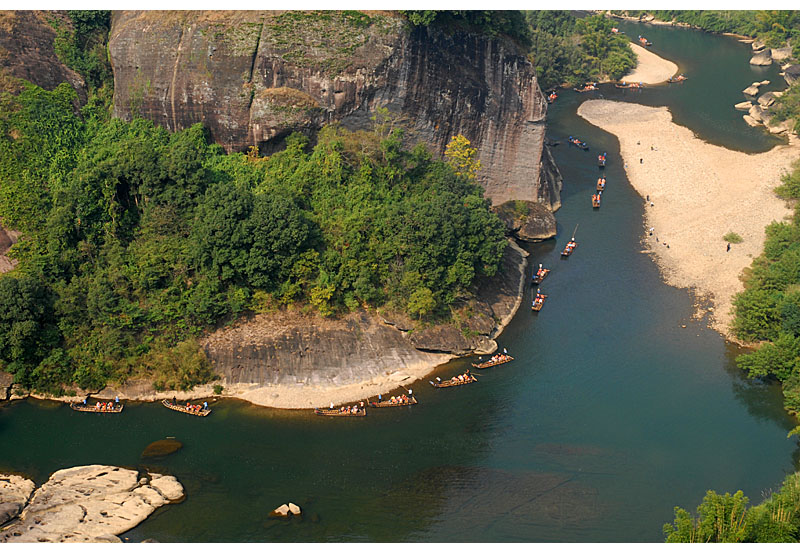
left=748, top=104, right=765, bottom=122
left=784, top=65, right=800, bottom=86
left=743, top=114, right=761, bottom=127
left=749, top=49, right=772, bottom=66
left=758, top=92, right=779, bottom=107
left=0, top=465, right=184, bottom=543
left=771, top=47, right=793, bottom=61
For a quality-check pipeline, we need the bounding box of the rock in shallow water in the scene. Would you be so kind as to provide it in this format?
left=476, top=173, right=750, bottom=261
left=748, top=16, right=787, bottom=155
left=141, top=439, right=183, bottom=458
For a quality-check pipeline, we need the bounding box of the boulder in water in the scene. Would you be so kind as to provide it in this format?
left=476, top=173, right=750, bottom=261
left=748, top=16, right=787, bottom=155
left=288, top=502, right=302, bottom=515
left=270, top=504, right=291, bottom=517
left=141, top=439, right=183, bottom=459
left=757, top=92, right=779, bottom=107
left=742, top=85, right=760, bottom=96
left=743, top=114, right=761, bottom=127
left=749, top=49, right=772, bottom=66
left=734, top=101, right=752, bottom=111
left=748, top=104, right=765, bottom=122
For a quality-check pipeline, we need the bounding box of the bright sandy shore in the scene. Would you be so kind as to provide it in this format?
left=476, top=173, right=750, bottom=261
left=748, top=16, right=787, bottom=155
left=578, top=100, right=800, bottom=338
left=623, top=43, right=678, bottom=85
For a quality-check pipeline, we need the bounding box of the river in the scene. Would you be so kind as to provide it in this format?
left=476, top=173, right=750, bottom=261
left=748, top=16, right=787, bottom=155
left=1, top=20, right=798, bottom=543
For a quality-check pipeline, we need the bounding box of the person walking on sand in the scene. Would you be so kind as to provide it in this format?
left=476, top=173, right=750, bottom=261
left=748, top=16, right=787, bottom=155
left=727, top=242, right=731, bottom=252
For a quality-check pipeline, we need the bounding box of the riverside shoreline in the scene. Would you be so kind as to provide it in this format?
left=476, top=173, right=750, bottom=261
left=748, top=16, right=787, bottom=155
left=7, top=240, right=529, bottom=411
left=623, top=43, right=678, bottom=84
left=578, top=99, right=800, bottom=338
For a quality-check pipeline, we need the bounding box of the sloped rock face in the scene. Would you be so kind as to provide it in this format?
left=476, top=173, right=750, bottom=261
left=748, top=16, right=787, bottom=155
left=203, top=240, right=527, bottom=386
left=0, top=11, right=86, bottom=101
left=494, top=200, right=557, bottom=242
left=109, top=10, right=560, bottom=207
left=0, top=466, right=184, bottom=543
left=0, top=474, right=35, bottom=526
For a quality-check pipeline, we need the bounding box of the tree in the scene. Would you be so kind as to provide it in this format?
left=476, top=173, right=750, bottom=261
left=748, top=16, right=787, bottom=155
left=664, top=490, right=750, bottom=543
left=444, top=135, right=482, bottom=181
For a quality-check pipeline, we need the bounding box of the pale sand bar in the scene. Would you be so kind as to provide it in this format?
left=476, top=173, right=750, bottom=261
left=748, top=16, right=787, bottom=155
left=623, top=43, right=678, bottom=84
left=578, top=100, right=800, bottom=337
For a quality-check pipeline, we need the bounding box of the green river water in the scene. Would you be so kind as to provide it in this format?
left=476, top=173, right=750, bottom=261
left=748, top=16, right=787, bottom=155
left=1, top=20, right=798, bottom=542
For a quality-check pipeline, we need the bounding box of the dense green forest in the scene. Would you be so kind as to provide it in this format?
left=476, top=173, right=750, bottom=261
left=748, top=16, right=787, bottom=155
left=0, top=75, right=506, bottom=395
left=524, top=12, right=636, bottom=90
left=663, top=471, right=800, bottom=542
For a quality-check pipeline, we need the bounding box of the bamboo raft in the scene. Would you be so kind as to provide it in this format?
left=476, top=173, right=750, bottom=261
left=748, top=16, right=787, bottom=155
left=562, top=224, right=579, bottom=257
left=568, top=137, right=589, bottom=150
left=667, top=74, right=687, bottom=83
left=70, top=402, right=123, bottom=413
left=472, top=355, right=514, bottom=369
left=430, top=375, right=477, bottom=388
left=592, top=195, right=601, bottom=208
left=532, top=294, right=548, bottom=312
left=369, top=397, right=418, bottom=408
left=314, top=407, right=367, bottom=417
left=598, top=155, right=606, bottom=168
left=532, top=268, right=550, bottom=284
left=597, top=178, right=606, bottom=191
left=162, top=399, right=211, bottom=417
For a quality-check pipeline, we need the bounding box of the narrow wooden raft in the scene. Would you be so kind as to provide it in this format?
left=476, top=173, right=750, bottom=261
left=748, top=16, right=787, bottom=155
left=162, top=399, right=211, bottom=417
left=430, top=375, right=477, bottom=388
left=472, top=355, right=514, bottom=369
left=70, top=402, right=123, bottom=413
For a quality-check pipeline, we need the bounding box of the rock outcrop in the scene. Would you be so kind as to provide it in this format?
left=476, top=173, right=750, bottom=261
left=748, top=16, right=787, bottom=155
left=0, top=11, right=86, bottom=101
left=0, top=475, right=35, bottom=526
left=734, top=101, right=752, bottom=111
left=771, top=47, right=793, bottom=61
left=742, top=84, right=760, bottom=96
left=494, top=200, right=557, bottom=242
left=202, top=239, right=527, bottom=388
left=108, top=10, right=561, bottom=208
left=749, top=49, right=772, bottom=66
left=784, top=65, right=800, bottom=86
left=0, top=225, right=20, bottom=274
left=0, top=371, right=13, bottom=400
left=0, top=466, right=184, bottom=543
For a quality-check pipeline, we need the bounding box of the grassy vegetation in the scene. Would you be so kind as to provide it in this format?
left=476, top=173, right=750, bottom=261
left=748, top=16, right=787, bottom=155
left=724, top=232, right=744, bottom=243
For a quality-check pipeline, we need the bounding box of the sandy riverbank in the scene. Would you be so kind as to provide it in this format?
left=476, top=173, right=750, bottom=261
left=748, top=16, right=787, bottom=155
left=623, top=43, right=678, bottom=85
left=578, top=99, right=800, bottom=338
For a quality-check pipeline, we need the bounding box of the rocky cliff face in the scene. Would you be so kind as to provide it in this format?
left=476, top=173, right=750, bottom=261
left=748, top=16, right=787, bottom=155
left=201, top=240, right=527, bottom=391
left=0, top=11, right=86, bottom=101
left=109, top=11, right=561, bottom=208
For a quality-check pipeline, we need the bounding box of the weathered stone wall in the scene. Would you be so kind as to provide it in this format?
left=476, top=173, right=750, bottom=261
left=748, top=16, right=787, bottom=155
left=109, top=11, right=559, bottom=207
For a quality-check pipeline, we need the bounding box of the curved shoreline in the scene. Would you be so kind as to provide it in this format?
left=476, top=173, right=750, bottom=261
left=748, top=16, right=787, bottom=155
left=7, top=241, right=530, bottom=411
left=578, top=99, right=800, bottom=339
left=623, top=43, right=678, bottom=85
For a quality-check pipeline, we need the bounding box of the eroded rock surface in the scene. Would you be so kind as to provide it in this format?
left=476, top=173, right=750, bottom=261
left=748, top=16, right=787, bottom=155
left=0, top=475, right=35, bottom=526
left=749, top=49, right=772, bottom=66
left=203, top=240, right=528, bottom=386
left=0, top=466, right=184, bottom=543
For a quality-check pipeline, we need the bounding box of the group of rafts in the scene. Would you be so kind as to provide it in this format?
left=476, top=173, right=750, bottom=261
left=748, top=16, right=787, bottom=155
left=69, top=398, right=212, bottom=416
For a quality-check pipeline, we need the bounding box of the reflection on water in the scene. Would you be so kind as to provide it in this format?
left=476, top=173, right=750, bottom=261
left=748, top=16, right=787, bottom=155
left=1, top=19, right=799, bottom=543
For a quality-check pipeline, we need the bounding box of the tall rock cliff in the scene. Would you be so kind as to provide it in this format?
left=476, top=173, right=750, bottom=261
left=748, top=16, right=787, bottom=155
left=109, top=11, right=561, bottom=208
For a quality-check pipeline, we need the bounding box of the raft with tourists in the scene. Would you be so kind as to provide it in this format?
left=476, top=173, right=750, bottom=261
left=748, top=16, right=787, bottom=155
left=574, top=82, right=598, bottom=93
left=369, top=395, right=417, bottom=408
left=532, top=291, right=547, bottom=312
left=162, top=399, right=211, bottom=417
left=472, top=353, right=513, bottom=369
left=638, top=35, right=652, bottom=47
left=532, top=264, right=550, bottom=284
left=597, top=176, right=606, bottom=191
left=70, top=401, right=123, bottom=413
left=615, top=81, right=644, bottom=89
left=314, top=405, right=367, bottom=417
left=667, top=74, right=687, bottom=83
left=598, top=153, right=607, bottom=168
left=430, top=372, right=477, bottom=388
left=592, top=193, right=602, bottom=208
left=568, top=136, right=588, bottom=150
left=561, top=225, right=579, bottom=257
